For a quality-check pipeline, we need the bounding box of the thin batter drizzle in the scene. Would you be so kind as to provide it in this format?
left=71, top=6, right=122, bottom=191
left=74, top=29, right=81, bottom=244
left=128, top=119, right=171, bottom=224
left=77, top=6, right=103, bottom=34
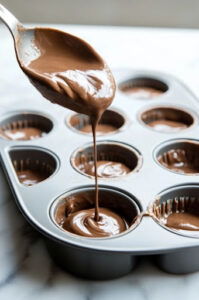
left=80, top=124, right=117, bottom=135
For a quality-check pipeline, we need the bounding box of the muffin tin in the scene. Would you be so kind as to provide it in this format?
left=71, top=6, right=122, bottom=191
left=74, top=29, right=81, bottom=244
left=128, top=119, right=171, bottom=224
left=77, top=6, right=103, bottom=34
left=1, top=69, right=199, bottom=279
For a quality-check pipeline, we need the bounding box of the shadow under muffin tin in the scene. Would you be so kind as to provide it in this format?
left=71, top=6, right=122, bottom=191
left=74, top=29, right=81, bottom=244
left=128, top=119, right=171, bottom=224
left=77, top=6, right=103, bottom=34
left=1, top=69, right=199, bottom=279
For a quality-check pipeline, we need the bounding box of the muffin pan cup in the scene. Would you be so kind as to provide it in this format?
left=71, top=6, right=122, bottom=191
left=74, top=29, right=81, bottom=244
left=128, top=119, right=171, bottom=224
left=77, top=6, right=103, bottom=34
left=67, top=108, right=127, bottom=136
left=0, top=111, right=53, bottom=140
left=71, top=141, right=142, bottom=178
left=1, top=70, right=199, bottom=279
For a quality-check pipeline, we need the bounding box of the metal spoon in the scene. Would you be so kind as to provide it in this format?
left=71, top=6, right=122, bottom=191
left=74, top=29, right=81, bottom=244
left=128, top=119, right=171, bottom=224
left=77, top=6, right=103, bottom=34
left=0, top=4, right=40, bottom=66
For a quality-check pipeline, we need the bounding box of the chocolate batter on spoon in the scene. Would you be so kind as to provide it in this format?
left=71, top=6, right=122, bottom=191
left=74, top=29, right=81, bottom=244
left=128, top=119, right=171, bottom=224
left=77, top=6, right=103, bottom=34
left=20, top=28, right=115, bottom=118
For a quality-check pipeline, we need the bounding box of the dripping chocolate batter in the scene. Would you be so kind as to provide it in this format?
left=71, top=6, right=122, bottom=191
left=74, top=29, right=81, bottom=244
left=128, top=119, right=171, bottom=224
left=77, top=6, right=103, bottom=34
left=18, top=28, right=119, bottom=237
left=80, top=123, right=117, bottom=135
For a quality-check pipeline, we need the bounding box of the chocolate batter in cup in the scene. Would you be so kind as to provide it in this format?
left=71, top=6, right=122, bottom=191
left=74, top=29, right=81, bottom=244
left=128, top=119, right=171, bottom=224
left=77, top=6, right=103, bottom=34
left=71, top=142, right=141, bottom=179
left=140, top=107, right=194, bottom=133
left=10, top=148, right=57, bottom=186
left=54, top=188, right=140, bottom=238
left=0, top=126, right=43, bottom=141
left=15, top=162, right=53, bottom=186
left=79, top=160, right=130, bottom=178
left=68, top=109, right=125, bottom=136
left=119, top=77, right=168, bottom=99
left=16, top=169, right=46, bottom=186
left=123, top=86, right=163, bottom=99
left=157, top=140, right=199, bottom=174
left=152, top=194, right=199, bottom=233
left=0, top=113, right=52, bottom=141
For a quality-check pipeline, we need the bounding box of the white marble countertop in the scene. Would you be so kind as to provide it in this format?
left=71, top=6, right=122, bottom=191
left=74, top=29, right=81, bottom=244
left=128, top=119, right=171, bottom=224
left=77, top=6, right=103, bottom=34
left=1, top=24, right=199, bottom=300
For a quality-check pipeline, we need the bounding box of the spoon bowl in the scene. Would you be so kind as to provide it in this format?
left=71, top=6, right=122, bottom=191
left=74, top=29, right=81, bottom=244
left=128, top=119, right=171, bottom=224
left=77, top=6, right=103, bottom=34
left=0, top=4, right=115, bottom=116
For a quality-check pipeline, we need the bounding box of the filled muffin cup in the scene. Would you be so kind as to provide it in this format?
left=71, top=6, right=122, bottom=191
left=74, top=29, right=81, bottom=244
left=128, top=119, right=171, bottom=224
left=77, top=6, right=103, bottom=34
left=119, top=77, right=168, bottom=99
left=155, top=139, right=199, bottom=175
left=51, top=186, right=142, bottom=239
left=67, top=109, right=126, bottom=136
left=139, top=106, right=195, bottom=133
left=71, top=141, right=142, bottom=178
left=150, top=185, right=199, bottom=238
left=0, top=112, right=53, bottom=141
left=10, top=147, right=58, bottom=186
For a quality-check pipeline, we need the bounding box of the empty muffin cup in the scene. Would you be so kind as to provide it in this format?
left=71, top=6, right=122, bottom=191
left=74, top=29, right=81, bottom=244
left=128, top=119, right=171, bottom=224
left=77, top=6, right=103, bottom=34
left=150, top=185, right=199, bottom=238
left=119, top=77, right=168, bottom=99
left=0, top=113, right=53, bottom=141
left=10, top=148, right=58, bottom=186
left=51, top=186, right=141, bottom=238
left=155, top=139, right=199, bottom=175
left=67, top=109, right=126, bottom=135
left=71, top=141, right=142, bottom=178
left=140, top=106, right=194, bottom=133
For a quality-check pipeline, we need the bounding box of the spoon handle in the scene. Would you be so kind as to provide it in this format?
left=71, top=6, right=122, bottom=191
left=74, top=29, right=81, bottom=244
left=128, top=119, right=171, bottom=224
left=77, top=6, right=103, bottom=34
left=0, top=4, right=22, bottom=40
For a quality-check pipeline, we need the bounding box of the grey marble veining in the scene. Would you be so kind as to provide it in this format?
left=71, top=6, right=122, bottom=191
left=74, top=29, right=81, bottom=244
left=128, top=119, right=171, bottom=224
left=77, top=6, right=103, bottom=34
left=1, top=24, right=199, bottom=300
